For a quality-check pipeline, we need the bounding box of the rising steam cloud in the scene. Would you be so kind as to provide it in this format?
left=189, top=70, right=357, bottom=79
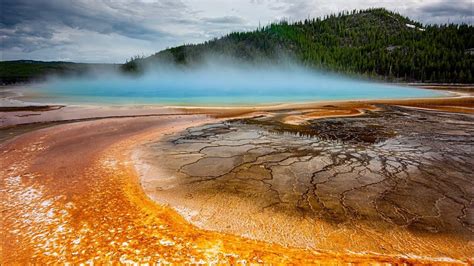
left=39, top=58, right=442, bottom=106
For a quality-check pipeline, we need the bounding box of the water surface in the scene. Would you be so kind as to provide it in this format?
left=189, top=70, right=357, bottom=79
left=35, top=66, right=444, bottom=106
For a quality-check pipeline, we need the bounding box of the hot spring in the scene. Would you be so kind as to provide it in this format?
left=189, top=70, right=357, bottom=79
left=32, top=64, right=445, bottom=106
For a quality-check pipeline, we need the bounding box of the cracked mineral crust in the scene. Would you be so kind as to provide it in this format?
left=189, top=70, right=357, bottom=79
left=137, top=105, right=474, bottom=258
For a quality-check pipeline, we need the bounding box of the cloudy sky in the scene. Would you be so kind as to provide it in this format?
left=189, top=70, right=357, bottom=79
left=1, top=0, right=472, bottom=63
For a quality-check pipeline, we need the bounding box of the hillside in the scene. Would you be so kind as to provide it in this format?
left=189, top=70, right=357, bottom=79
left=0, top=60, right=119, bottom=84
left=127, top=8, right=474, bottom=83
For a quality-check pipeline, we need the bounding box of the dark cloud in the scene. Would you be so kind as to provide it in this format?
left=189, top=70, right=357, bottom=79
left=0, top=0, right=182, bottom=53
left=1, top=0, right=172, bottom=37
left=0, top=28, right=70, bottom=53
left=419, top=0, right=473, bottom=21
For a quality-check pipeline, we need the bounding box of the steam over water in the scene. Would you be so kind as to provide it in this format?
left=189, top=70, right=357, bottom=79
left=38, top=64, right=443, bottom=106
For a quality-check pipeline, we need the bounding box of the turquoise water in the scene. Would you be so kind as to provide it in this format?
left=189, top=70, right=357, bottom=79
left=37, top=66, right=444, bottom=106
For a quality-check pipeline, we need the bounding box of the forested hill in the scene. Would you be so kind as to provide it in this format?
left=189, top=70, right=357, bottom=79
left=125, top=8, right=474, bottom=83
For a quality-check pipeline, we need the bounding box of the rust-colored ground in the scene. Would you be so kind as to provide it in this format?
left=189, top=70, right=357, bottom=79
left=176, top=95, right=474, bottom=124
left=1, top=94, right=473, bottom=264
left=3, top=115, right=450, bottom=264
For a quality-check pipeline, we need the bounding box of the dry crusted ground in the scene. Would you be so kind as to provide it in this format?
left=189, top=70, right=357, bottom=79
left=139, top=105, right=474, bottom=261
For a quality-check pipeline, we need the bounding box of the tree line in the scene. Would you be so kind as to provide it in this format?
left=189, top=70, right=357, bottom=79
left=127, top=8, right=474, bottom=83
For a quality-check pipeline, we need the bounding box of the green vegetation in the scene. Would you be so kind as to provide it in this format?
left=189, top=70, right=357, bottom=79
left=0, top=60, right=118, bottom=84
left=129, top=8, right=474, bottom=83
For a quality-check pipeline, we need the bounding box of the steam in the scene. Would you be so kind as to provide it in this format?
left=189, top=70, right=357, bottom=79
left=38, top=57, right=442, bottom=106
